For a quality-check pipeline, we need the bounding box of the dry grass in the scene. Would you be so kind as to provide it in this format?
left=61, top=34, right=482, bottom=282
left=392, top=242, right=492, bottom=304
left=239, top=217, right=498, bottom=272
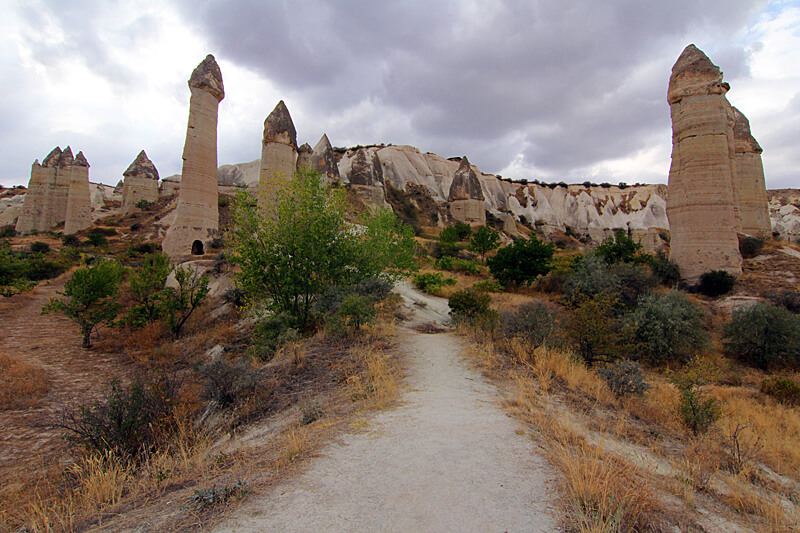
left=0, top=352, right=49, bottom=409
left=723, top=473, right=800, bottom=532
left=531, top=347, right=616, bottom=405
left=347, top=343, right=401, bottom=409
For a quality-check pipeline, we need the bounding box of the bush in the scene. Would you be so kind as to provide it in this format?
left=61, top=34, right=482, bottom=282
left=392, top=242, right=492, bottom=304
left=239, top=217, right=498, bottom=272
left=91, top=227, right=118, bottom=236
left=197, top=358, right=258, bottom=408
left=610, top=262, right=656, bottom=306
left=723, top=302, right=800, bottom=369
left=472, top=279, right=503, bottom=293
left=22, top=254, right=68, bottom=281
left=412, top=272, right=456, bottom=295
left=218, top=197, right=230, bottom=208
left=760, top=377, right=800, bottom=406
left=86, top=232, right=108, bottom=247
left=135, top=199, right=154, bottom=210
left=598, top=359, right=650, bottom=397
left=487, top=236, right=554, bottom=287
left=453, top=223, right=472, bottom=240
left=567, top=292, right=626, bottom=364
left=130, top=222, right=142, bottom=231
left=739, top=236, right=763, bottom=259
left=469, top=226, right=500, bottom=259
left=327, top=294, right=376, bottom=335
left=448, top=289, right=491, bottom=322
left=596, top=230, right=647, bottom=264
left=697, top=270, right=735, bottom=297
left=30, top=241, right=49, bottom=254
left=500, top=302, right=562, bottom=348
left=767, top=290, right=800, bottom=314
left=648, top=250, right=681, bottom=285
left=0, top=226, right=16, bottom=238
left=56, top=375, right=177, bottom=458
left=564, top=253, right=620, bottom=305
left=249, top=313, right=300, bottom=361
left=673, top=358, right=721, bottom=435
left=626, top=291, right=708, bottom=364
left=62, top=234, right=80, bottom=247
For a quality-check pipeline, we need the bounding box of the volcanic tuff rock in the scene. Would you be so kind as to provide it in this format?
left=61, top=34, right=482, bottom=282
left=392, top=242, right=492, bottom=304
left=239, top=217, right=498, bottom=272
left=732, top=106, right=771, bottom=236
left=310, top=134, right=340, bottom=184
left=122, top=150, right=160, bottom=213
left=162, top=54, right=224, bottom=258
left=64, top=150, right=92, bottom=234
left=257, top=100, right=297, bottom=209
left=296, top=143, right=313, bottom=170
left=448, top=156, right=486, bottom=226
left=666, top=44, right=743, bottom=282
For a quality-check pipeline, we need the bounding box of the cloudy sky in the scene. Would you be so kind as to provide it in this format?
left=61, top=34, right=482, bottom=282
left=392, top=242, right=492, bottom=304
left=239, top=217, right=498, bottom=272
left=1, top=0, right=798, bottom=189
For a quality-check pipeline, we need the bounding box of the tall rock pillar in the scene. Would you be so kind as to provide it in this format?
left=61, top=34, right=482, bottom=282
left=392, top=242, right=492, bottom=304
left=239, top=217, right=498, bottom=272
left=64, top=151, right=92, bottom=235
left=448, top=156, right=486, bottom=226
left=122, top=150, right=160, bottom=213
left=162, top=54, right=224, bottom=258
left=666, top=44, right=742, bottom=283
left=15, top=147, right=61, bottom=233
left=731, top=106, right=771, bottom=236
left=257, top=100, right=297, bottom=209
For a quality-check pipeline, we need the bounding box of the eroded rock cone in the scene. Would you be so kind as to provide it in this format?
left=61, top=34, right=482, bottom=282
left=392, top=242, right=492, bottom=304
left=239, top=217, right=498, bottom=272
left=297, top=143, right=313, bottom=170
left=731, top=106, right=771, bottom=236
left=258, top=100, right=298, bottom=209
left=311, top=134, right=340, bottom=184
left=447, top=156, right=485, bottom=226
left=122, top=150, right=160, bottom=212
left=64, top=151, right=91, bottom=235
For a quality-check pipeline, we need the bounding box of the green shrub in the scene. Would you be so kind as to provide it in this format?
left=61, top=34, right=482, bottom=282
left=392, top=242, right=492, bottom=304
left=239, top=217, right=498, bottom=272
left=412, top=272, right=456, bottom=295
left=218, top=197, right=230, bottom=208
left=768, top=290, right=800, bottom=314
left=327, top=293, right=376, bottom=336
left=22, top=254, right=68, bottom=281
left=439, top=226, right=460, bottom=243
left=62, top=234, right=80, bottom=247
left=739, top=236, right=763, bottom=259
left=610, top=262, right=657, bottom=306
left=91, top=227, right=118, bottom=236
left=434, top=256, right=454, bottom=270
left=697, top=270, right=735, bottom=297
left=469, top=226, right=500, bottom=259
left=448, top=289, right=491, bottom=322
left=596, top=230, right=648, bottom=264
left=472, top=279, right=503, bottom=293
left=673, top=358, right=721, bottom=435
left=648, top=250, right=681, bottom=285
left=760, top=377, right=800, bottom=406
left=500, top=302, right=562, bottom=348
left=566, top=292, right=626, bottom=364
left=626, top=291, right=708, bottom=364
left=30, top=241, right=49, bottom=254
left=86, top=232, right=108, bottom=247
left=598, top=359, right=650, bottom=397
left=135, top=199, right=154, bottom=210
left=487, top=236, right=554, bottom=287
left=453, top=223, right=472, bottom=240
left=0, top=226, right=16, bottom=238
left=723, top=302, right=800, bottom=369
left=564, top=253, right=620, bottom=305
left=249, top=313, right=300, bottom=361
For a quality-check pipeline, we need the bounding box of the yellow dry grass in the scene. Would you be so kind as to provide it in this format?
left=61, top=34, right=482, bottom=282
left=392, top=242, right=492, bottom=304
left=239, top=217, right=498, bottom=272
left=0, top=352, right=49, bottom=409
left=346, top=343, right=401, bottom=410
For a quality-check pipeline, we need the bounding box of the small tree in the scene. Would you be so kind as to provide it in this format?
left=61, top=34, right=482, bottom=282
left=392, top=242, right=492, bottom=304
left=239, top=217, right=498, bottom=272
left=563, top=252, right=620, bottom=304
left=469, top=226, right=500, bottom=260
left=127, top=252, right=172, bottom=325
left=566, top=292, right=625, bottom=365
left=487, top=236, right=554, bottom=287
left=673, top=358, right=721, bottom=435
left=596, top=229, right=647, bottom=264
left=42, top=259, right=124, bottom=347
left=723, top=302, right=800, bottom=370
left=160, top=265, right=209, bottom=338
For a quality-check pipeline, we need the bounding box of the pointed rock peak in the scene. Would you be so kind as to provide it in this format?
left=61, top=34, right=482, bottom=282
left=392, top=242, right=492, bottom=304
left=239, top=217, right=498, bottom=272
left=314, top=133, right=333, bottom=153
left=74, top=151, right=89, bottom=167
left=33, top=159, right=40, bottom=166
left=731, top=106, right=762, bottom=152
left=189, top=54, right=224, bottom=101
left=671, top=44, right=720, bottom=78
left=124, top=150, right=159, bottom=180
left=457, top=156, right=471, bottom=170
left=59, top=146, right=75, bottom=167
left=298, top=143, right=312, bottom=154
left=43, top=146, right=62, bottom=166
left=449, top=155, right=484, bottom=201
left=263, top=100, right=297, bottom=148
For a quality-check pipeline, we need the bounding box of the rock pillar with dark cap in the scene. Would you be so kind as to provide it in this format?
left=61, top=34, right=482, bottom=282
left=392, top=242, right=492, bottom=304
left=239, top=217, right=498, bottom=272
left=15, top=147, right=60, bottom=233
left=731, top=106, right=771, bottom=236
left=666, top=44, right=742, bottom=282
left=311, top=134, right=340, bottom=185
left=162, top=54, right=224, bottom=258
left=257, top=100, right=297, bottom=210
left=64, top=150, right=92, bottom=234
left=122, top=150, right=160, bottom=213
left=448, top=156, right=485, bottom=226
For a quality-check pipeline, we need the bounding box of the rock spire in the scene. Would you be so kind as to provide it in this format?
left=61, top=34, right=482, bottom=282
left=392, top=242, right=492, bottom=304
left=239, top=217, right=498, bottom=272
left=162, top=54, right=224, bottom=257
left=122, top=150, right=160, bottom=213
left=310, top=134, right=340, bottom=185
left=257, top=100, right=298, bottom=209
left=731, top=106, right=771, bottom=236
left=64, top=150, right=92, bottom=235
left=296, top=143, right=313, bottom=170
left=448, top=156, right=485, bottom=226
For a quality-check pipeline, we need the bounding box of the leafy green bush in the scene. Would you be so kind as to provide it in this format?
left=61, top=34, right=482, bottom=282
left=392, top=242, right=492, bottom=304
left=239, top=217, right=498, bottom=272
left=412, top=272, right=456, bottom=295
left=126, top=252, right=171, bottom=326
left=563, top=253, right=620, bottom=305
left=648, top=250, right=681, bottom=285
left=21, top=254, right=68, bottom=281
left=326, top=294, right=376, bottom=336
left=62, top=234, right=80, bottom=247
left=434, top=256, right=454, bottom=270
left=610, top=262, right=657, bottom=306
left=760, top=377, right=800, bottom=406
left=768, top=290, right=800, bottom=314
left=697, top=270, right=735, bottom=297
left=596, top=230, right=648, bottom=264
left=0, top=226, right=16, bottom=238
left=723, top=302, right=800, bottom=369
left=500, top=302, right=562, bottom=348
left=30, top=241, right=49, bottom=254
left=566, top=292, right=626, bottom=364
left=453, top=223, right=472, bottom=240
left=487, top=236, right=554, bottom=287
left=673, top=358, right=721, bottom=435
left=160, top=265, right=209, bottom=339
left=469, top=226, right=500, bottom=259
left=626, top=291, right=708, bottom=364
left=739, top=236, right=764, bottom=259
left=472, top=280, right=503, bottom=293
left=218, top=197, right=230, bottom=208
left=249, top=313, right=300, bottom=361
left=135, top=199, right=154, bottom=210
left=448, top=289, right=491, bottom=323
left=598, top=359, right=650, bottom=397
left=86, top=232, right=108, bottom=247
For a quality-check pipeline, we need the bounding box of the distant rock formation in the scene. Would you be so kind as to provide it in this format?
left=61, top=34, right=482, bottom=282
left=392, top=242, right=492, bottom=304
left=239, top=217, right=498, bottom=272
left=448, top=156, right=486, bottom=226
left=296, top=143, right=313, bottom=170
left=122, top=150, right=160, bottom=213
left=666, top=44, right=743, bottom=282
left=339, top=147, right=389, bottom=208
left=162, top=54, right=224, bottom=258
left=731, top=106, right=771, bottom=236
left=16, top=146, right=92, bottom=234
left=64, top=151, right=91, bottom=235
left=310, top=134, right=340, bottom=185
left=257, top=100, right=297, bottom=209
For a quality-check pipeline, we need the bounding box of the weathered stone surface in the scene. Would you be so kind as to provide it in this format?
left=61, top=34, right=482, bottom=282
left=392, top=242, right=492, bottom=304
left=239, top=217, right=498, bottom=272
left=296, top=143, right=313, bottom=170
left=310, top=134, right=340, bottom=184
left=666, top=44, right=742, bottom=282
left=731, top=106, right=771, bottom=236
left=162, top=55, right=224, bottom=258
left=257, top=100, right=297, bottom=209
left=122, top=150, right=160, bottom=213
left=448, top=157, right=485, bottom=226
left=64, top=151, right=92, bottom=235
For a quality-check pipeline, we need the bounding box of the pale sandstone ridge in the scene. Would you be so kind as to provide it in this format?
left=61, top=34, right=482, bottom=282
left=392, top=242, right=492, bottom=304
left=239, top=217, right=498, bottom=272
left=122, top=150, right=160, bottom=213
left=16, top=146, right=92, bottom=234
left=667, top=44, right=743, bottom=283
left=340, top=147, right=390, bottom=208
left=731, top=106, right=771, bottom=236
left=162, top=54, right=224, bottom=258
left=448, top=156, right=486, bottom=226
left=310, top=134, right=340, bottom=185
left=64, top=151, right=92, bottom=235
left=257, top=100, right=297, bottom=209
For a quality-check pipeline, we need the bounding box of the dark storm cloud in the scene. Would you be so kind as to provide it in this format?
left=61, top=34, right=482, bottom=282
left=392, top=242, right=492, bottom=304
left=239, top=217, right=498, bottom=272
left=175, top=0, right=767, bottom=178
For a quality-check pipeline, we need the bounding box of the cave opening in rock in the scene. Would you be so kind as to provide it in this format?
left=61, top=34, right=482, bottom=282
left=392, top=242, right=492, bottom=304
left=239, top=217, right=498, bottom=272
left=191, top=240, right=204, bottom=255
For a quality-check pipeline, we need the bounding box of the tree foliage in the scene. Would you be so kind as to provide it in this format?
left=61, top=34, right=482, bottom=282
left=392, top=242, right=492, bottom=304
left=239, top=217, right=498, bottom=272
left=487, top=236, right=554, bottom=287
left=596, top=229, right=647, bottom=264
left=723, top=302, right=800, bottom=370
left=127, top=252, right=172, bottom=326
left=566, top=292, right=626, bottom=365
left=42, top=259, right=124, bottom=347
left=160, top=265, right=209, bottom=339
left=469, top=226, right=500, bottom=259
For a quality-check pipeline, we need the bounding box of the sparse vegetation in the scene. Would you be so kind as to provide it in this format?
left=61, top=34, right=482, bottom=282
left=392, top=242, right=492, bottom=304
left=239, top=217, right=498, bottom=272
left=598, top=359, right=650, bottom=397
left=697, top=269, right=736, bottom=297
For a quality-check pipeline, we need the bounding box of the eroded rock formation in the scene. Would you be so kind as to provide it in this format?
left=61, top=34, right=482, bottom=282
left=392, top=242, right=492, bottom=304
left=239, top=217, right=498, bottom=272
left=666, top=44, right=743, bottom=282
left=296, top=143, right=313, bottom=170
left=340, top=147, right=389, bottom=208
left=64, top=151, right=91, bottom=235
left=122, top=150, right=160, bottom=213
left=732, top=106, right=771, bottom=236
left=162, top=54, right=224, bottom=258
left=310, top=134, right=340, bottom=185
left=257, top=100, right=297, bottom=209
left=448, top=156, right=486, bottom=226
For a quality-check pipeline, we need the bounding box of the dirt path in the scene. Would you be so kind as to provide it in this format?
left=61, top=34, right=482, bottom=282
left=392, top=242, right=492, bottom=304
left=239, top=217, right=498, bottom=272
left=213, top=287, right=558, bottom=532
left=0, top=280, right=133, bottom=472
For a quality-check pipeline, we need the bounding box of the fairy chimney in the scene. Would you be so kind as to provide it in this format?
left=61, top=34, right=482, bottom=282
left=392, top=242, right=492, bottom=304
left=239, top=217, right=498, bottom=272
left=162, top=54, right=224, bottom=258
left=731, top=106, right=771, bottom=236
left=666, top=44, right=742, bottom=283
left=257, top=100, right=297, bottom=209
left=310, top=134, right=340, bottom=185
left=296, top=143, right=313, bottom=170
left=448, top=156, right=485, bottom=226
left=122, top=150, right=160, bottom=213
left=64, top=151, right=92, bottom=235
left=15, top=147, right=60, bottom=233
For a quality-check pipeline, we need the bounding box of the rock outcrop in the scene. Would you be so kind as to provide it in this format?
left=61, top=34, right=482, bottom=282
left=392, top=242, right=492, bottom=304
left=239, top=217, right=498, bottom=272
left=448, top=156, right=486, bottom=226
left=339, top=147, right=390, bottom=208
left=64, top=151, right=92, bottom=235
left=666, top=44, right=743, bottom=282
left=731, top=106, right=771, bottom=236
left=257, top=100, right=297, bottom=209
left=296, top=143, right=313, bottom=170
left=162, top=54, right=224, bottom=258
left=310, top=134, right=340, bottom=185
left=122, top=150, right=160, bottom=213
